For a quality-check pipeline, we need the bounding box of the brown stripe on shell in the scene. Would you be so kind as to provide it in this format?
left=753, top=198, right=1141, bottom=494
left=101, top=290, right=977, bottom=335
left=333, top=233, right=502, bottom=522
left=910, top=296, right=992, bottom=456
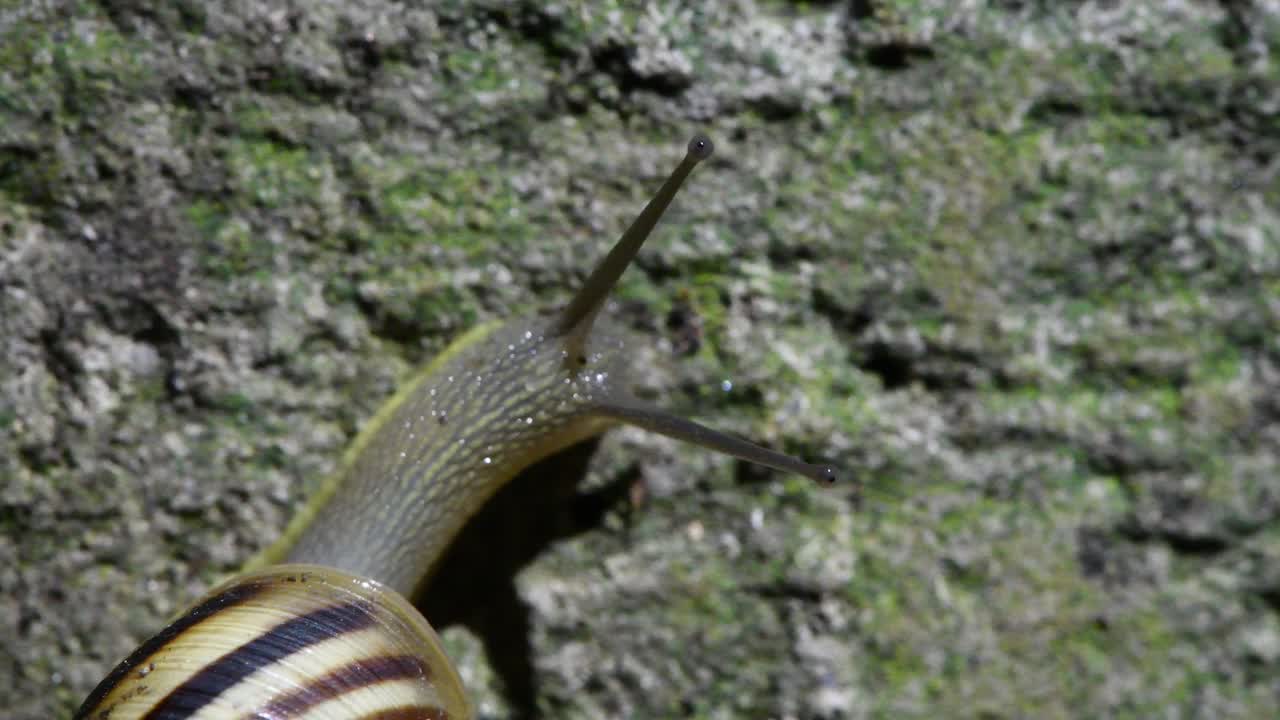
left=75, top=580, right=272, bottom=720
left=141, top=600, right=377, bottom=719
left=249, top=653, right=431, bottom=718
left=73, top=565, right=472, bottom=720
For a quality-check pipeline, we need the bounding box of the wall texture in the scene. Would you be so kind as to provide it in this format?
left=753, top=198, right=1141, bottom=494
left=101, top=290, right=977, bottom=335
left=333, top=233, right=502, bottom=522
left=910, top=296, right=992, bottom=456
left=1, top=1, right=1278, bottom=717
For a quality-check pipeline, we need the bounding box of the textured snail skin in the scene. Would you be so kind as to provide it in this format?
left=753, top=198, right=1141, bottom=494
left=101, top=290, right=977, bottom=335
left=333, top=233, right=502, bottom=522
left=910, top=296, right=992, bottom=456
left=254, top=318, right=629, bottom=598
left=75, top=135, right=835, bottom=720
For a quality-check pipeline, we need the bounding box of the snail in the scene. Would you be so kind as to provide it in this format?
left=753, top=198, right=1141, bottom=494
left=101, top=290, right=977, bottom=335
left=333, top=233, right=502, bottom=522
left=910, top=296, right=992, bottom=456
left=75, top=134, right=836, bottom=719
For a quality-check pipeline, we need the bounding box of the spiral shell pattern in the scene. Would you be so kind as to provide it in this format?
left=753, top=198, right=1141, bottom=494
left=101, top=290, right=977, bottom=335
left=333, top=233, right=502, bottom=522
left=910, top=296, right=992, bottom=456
left=75, top=565, right=471, bottom=720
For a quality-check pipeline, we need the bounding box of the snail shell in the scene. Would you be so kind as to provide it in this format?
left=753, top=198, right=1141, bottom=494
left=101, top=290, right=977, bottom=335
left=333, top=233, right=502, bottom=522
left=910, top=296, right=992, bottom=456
left=75, top=565, right=471, bottom=720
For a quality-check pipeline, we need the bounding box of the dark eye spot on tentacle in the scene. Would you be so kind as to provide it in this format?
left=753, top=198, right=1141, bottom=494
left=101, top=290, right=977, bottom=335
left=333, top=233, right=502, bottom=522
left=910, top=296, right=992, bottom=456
left=687, top=134, right=714, bottom=161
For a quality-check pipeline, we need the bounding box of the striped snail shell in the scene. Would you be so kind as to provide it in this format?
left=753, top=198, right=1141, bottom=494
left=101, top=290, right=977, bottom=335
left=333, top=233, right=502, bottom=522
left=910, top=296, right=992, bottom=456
left=75, top=565, right=471, bottom=720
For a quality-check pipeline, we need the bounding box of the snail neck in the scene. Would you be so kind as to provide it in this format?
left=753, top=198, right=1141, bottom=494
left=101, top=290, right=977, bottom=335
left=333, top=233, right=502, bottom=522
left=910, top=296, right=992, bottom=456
left=251, top=319, right=622, bottom=597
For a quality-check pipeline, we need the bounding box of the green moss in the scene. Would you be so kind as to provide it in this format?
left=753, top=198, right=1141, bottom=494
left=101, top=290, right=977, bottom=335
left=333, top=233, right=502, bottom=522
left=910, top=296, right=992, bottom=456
left=185, top=198, right=229, bottom=239
left=1148, top=26, right=1237, bottom=86
left=194, top=212, right=269, bottom=278
left=0, top=11, right=151, bottom=122
left=226, top=138, right=331, bottom=209
left=211, top=391, right=255, bottom=418
left=354, top=157, right=537, bottom=261
left=230, top=100, right=282, bottom=140
left=444, top=50, right=513, bottom=94
left=254, top=443, right=289, bottom=469
left=1192, top=346, right=1243, bottom=385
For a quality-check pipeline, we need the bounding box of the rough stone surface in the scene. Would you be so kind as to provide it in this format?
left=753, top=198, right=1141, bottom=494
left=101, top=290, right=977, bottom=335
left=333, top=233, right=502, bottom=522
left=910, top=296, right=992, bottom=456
left=1, top=1, right=1278, bottom=718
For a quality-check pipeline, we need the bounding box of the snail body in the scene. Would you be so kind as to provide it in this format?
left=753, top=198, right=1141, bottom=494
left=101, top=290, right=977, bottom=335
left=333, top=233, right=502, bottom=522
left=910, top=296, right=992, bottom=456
left=76, top=135, right=835, bottom=719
